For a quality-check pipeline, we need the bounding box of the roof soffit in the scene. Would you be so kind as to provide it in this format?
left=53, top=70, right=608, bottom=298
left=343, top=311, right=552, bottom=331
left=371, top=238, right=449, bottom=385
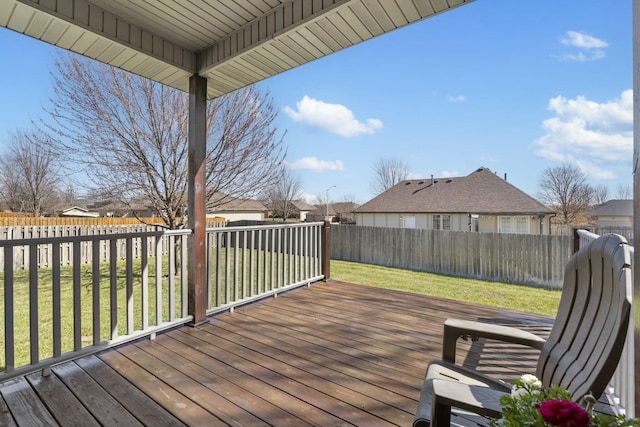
left=4, top=0, right=474, bottom=99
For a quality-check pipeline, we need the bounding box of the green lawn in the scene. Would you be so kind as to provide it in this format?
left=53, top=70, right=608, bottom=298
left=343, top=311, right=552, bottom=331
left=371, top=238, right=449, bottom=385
left=331, top=260, right=561, bottom=317
left=1, top=255, right=560, bottom=370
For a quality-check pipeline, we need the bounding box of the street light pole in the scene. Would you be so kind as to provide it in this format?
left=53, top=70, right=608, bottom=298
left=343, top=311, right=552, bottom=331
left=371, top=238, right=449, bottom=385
left=325, top=185, right=336, bottom=221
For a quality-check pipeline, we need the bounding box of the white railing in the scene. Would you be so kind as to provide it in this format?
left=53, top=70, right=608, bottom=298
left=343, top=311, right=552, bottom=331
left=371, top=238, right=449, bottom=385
left=0, top=229, right=192, bottom=382
left=0, top=222, right=327, bottom=382
left=205, top=222, right=325, bottom=314
left=576, top=229, right=635, bottom=417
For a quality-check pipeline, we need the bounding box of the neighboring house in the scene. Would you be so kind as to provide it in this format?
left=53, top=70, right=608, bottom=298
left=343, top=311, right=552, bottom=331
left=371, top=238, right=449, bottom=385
left=306, top=204, right=336, bottom=222
left=356, top=167, right=555, bottom=234
left=592, top=199, right=633, bottom=231
left=291, top=200, right=315, bottom=221
left=307, top=202, right=360, bottom=223
left=84, top=198, right=158, bottom=218
left=207, top=197, right=267, bottom=222
left=61, top=206, right=100, bottom=218
left=332, top=202, right=359, bottom=223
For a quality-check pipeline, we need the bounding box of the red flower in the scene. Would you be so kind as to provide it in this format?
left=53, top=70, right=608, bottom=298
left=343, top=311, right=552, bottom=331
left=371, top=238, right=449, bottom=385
left=538, top=400, right=590, bottom=427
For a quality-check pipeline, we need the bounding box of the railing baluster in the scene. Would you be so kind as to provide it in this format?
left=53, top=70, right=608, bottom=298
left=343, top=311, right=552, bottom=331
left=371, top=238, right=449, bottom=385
left=52, top=243, right=61, bottom=358
left=225, top=231, right=231, bottom=303
left=126, top=237, right=133, bottom=335
left=233, top=230, right=239, bottom=300
left=4, top=246, right=14, bottom=373
left=206, top=233, right=212, bottom=309
left=73, top=241, right=81, bottom=351
left=258, top=229, right=264, bottom=294
left=155, top=235, right=164, bottom=323
left=141, top=236, right=149, bottom=330
left=242, top=229, right=247, bottom=298
left=215, top=232, right=222, bottom=307
left=92, top=241, right=100, bottom=346
left=29, top=244, right=38, bottom=365
left=166, top=236, right=174, bottom=325
left=110, top=239, right=118, bottom=340
left=249, top=229, right=255, bottom=296
left=181, top=233, right=187, bottom=317
left=275, top=228, right=281, bottom=288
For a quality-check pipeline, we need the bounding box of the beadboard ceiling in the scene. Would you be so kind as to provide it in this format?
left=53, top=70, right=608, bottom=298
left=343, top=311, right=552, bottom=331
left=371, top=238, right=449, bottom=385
left=2, top=0, right=473, bottom=99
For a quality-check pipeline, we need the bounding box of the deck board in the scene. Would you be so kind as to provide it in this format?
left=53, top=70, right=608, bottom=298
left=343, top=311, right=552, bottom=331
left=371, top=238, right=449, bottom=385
left=0, top=280, right=554, bottom=426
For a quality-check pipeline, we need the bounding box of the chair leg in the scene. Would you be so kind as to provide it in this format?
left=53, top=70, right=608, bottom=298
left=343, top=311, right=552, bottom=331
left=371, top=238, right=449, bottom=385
left=431, top=395, right=452, bottom=427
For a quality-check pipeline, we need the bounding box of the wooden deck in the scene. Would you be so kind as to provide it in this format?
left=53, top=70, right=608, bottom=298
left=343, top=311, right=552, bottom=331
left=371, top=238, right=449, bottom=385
left=0, top=280, right=553, bottom=426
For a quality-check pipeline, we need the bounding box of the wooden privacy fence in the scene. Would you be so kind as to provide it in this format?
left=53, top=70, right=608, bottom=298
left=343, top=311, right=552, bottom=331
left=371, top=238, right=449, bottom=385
left=0, top=222, right=225, bottom=270
left=331, top=225, right=573, bottom=288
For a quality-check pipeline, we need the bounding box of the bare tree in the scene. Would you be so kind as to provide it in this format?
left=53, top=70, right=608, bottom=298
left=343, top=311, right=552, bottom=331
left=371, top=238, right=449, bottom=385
left=45, top=53, right=285, bottom=229
left=537, top=164, right=593, bottom=226
left=592, top=184, right=609, bottom=205
left=264, top=166, right=303, bottom=221
left=370, top=157, right=410, bottom=195
left=0, top=130, right=60, bottom=216
left=615, top=183, right=632, bottom=199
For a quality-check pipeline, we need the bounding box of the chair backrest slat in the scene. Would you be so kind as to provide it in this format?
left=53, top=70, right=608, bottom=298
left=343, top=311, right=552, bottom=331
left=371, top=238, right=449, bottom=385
left=536, top=234, right=632, bottom=400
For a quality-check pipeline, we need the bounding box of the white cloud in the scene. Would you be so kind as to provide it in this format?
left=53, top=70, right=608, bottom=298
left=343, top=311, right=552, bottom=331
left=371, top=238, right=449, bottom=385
left=448, top=95, right=466, bottom=103
left=440, top=170, right=460, bottom=178
left=531, top=89, right=632, bottom=179
left=289, top=156, right=345, bottom=173
left=559, top=31, right=608, bottom=62
left=283, top=96, right=383, bottom=137
left=561, top=30, right=608, bottom=49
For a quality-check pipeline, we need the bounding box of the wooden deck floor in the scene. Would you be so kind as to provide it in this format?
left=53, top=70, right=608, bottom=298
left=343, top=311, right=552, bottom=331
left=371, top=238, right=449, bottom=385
left=0, top=280, right=553, bottom=426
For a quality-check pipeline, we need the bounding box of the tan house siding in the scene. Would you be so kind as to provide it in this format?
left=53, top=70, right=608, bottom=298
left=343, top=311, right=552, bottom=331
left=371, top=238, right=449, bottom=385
left=358, top=212, right=549, bottom=234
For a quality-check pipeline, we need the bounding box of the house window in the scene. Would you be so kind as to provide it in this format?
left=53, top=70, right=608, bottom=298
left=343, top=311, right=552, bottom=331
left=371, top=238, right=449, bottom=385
left=442, top=215, right=451, bottom=230
left=499, top=216, right=530, bottom=234
left=402, top=216, right=416, bottom=229
left=432, top=214, right=451, bottom=230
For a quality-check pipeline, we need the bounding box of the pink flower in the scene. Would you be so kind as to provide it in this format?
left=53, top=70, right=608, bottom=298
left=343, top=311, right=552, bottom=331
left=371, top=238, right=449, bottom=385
left=538, top=400, right=590, bottom=427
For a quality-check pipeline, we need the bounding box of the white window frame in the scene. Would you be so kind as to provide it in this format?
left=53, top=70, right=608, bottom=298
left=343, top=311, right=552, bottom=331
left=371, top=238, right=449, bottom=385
left=442, top=214, right=451, bottom=230
left=499, top=216, right=530, bottom=234
left=402, top=216, right=416, bottom=229
left=432, top=214, right=451, bottom=230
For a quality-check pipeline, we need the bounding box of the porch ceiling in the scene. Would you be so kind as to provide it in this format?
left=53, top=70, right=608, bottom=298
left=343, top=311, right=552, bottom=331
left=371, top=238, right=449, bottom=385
left=2, top=0, right=473, bottom=99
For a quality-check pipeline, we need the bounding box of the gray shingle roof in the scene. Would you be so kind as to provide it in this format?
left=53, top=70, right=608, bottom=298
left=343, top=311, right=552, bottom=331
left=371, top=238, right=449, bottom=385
left=356, top=167, right=554, bottom=215
left=210, top=197, right=266, bottom=212
left=592, top=199, right=633, bottom=217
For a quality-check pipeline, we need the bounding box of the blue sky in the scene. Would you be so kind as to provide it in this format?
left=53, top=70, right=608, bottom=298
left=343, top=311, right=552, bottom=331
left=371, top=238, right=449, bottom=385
left=0, top=0, right=633, bottom=205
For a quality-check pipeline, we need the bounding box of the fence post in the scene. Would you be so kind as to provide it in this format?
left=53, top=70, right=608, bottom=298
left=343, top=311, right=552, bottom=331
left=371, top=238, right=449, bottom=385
left=322, top=220, right=331, bottom=280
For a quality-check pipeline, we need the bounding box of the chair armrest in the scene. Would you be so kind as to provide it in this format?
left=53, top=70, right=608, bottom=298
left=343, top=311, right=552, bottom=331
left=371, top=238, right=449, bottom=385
left=430, top=379, right=505, bottom=425
left=442, top=318, right=546, bottom=362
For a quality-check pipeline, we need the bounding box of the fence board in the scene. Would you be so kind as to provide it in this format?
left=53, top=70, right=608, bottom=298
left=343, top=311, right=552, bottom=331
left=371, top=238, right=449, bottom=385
left=331, top=226, right=573, bottom=288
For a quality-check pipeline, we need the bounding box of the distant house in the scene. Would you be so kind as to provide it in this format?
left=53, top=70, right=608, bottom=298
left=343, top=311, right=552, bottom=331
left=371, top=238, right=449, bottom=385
left=61, top=206, right=100, bottom=218
left=332, top=202, right=359, bottom=223
left=592, top=199, right=633, bottom=232
left=356, top=167, right=555, bottom=234
left=207, top=197, right=267, bottom=222
left=291, top=200, right=315, bottom=221
left=306, top=202, right=359, bottom=223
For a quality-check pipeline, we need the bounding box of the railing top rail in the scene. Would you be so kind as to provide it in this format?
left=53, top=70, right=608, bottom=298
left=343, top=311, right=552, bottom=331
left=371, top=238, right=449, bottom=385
left=577, top=229, right=600, bottom=241
left=577, top=229, right=635, bottom=255
left=0, top=228, right=192, bottom=247
left=207, top=222, right=324, bottom=233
